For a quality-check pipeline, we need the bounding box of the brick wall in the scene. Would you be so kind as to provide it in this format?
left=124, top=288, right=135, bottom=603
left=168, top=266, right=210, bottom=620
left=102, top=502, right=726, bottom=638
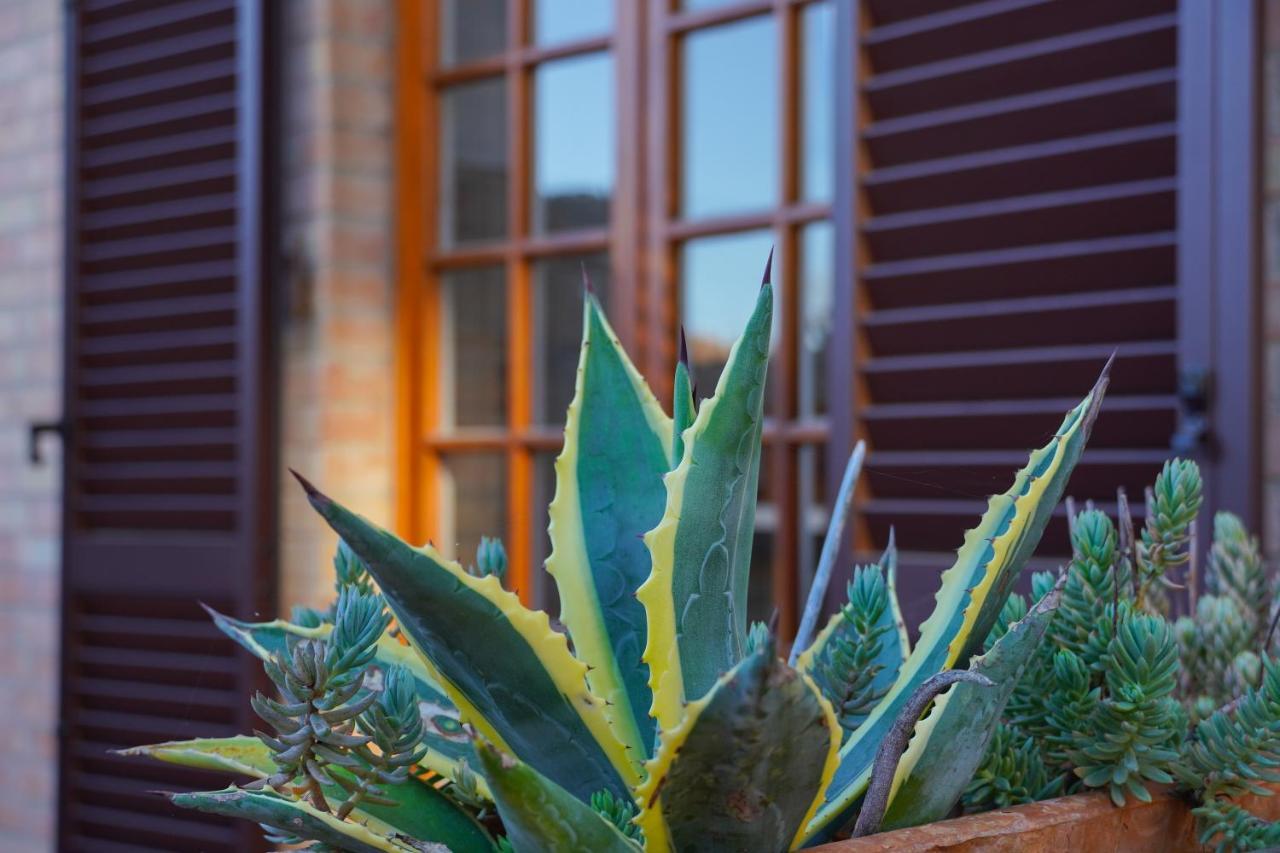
left=280, top=0, right=398, bottom=611
left=0, top=1, right=62, bottom=850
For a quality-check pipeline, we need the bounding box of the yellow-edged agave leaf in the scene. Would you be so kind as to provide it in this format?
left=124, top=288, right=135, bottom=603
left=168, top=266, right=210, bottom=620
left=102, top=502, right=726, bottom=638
left=879, top=582, right=1063, bottom=831
left=546, top=291, right=673, bottom=760
left=296, top=474, right=638, bottom=802
left=168, top=787, right=418, bottom=852
left=128, top=737, right=494, bottom=850
left=796, top=536, right=907, bottom=735
left=204, top=608, right=480, bottom=789
left=119, top=735, right=274, bottom=777
left=474, top=741, right=641, bottom=853
left=639, top=279, right=773, bottom=726
left=801, top=364, right=1109, bottom=844
left=635, top=638, right=840, bottom=853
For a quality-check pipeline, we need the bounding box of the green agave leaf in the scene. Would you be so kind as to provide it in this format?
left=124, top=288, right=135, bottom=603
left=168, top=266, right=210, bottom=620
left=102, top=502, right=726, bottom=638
left=204, top=608, right=480, bottom=790
left=795, top=535, right=908, bottom=729
left=801, top=364, right=1108, bottom=845
left=545, top=292, right=672, bottom=761
left=167, top=786, right=418, bottom=852
left=879, top=580, right=1063, bottom=831
left=128, top=736, right=493, bottom=851
left=474, top=741, right=640, bottom=853
left=673, top=327, right=696, bottom=463
left=639, top=280, right=773, bottom=728
left=635, top=638, right=841, bottom=853
left=296, top=477, right=638, bottom=803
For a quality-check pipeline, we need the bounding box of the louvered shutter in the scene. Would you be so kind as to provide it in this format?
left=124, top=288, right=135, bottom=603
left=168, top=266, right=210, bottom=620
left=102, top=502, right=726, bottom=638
left=831, top=0, right=1258, bottom=620
left=58, top=1, right=274, bottom=850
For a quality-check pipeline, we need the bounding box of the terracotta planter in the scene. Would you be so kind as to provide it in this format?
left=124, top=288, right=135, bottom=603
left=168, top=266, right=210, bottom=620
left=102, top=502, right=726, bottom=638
left=811, top=786, right=1280, bottom=852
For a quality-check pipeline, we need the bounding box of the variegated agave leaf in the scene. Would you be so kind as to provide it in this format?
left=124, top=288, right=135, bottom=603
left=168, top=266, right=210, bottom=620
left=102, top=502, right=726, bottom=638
left=128, top=736, right=492, bottom=850
left=204, top=608, right=478, bottom=789
left=474, top=741, right=641, bottom=853
left=639, top=277, right=773, bottom=731
left=878, top=579, right=1063, bottom=831
left=802, top=362, right=1109, bottom=844
left=635, top=637, right=841, bottom=853
left=545, top=289, right=673, bottom=761
left=295, top=476, right=639, bottom=803
left=168, top=786, right=423, bottom=852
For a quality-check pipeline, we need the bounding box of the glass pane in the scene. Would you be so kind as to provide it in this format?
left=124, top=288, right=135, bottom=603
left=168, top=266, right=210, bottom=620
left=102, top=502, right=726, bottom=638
left=800, top=221, right=834, bottom=416
left=801, top=2, right=835, bottom=203
left=682, top=16, right=778, bottom=219
left=440, top=78, right=508, bottom=246
left=747, top=527, right=776, bottom=624
left=680, top=230, right=779, bottom=413
left=797, top=444, right=829, bottom=605
left=440, top=266, right=507, bottom=427
left=534, top=0, right=612, bottom=45
left=680, top=0, right=739, bottom=10
left=533, top=53, right=614, bottom=234
left=440, top=0, right=507, bottom=66
left=533, top=253, right=609, bottom=424
left=531, top=451, right=561, bottom=617
left=438, top=454, right=508, bottom=564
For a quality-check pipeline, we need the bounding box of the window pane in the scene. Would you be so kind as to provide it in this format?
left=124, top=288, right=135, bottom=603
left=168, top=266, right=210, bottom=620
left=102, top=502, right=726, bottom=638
left=801, top=2, right=835, bottom=203
left=533, top=253, right=609, bottom=424
left=682, top=16, right=778, bottom=219
left=680, top=230, right=778, bottom=413
left=438, top=454, right=508, bottom=564
left=532, top=451, right=561, bottom=616
left=440, top=266, right=507, bottom=427
left=797, top=444, right=829, bottom=606
left=680, top=0, right=739, bottom=10
left=441, top=78, right=508, bottom=246
left=747, top=527, right=776, bottom=624
left=440, top=0, right=507, bottom=66
left=533, top=53, right=614, bottom=234
left=800, top=221, right=834, bottom=416
left=534, top=0, right=611, bottom=45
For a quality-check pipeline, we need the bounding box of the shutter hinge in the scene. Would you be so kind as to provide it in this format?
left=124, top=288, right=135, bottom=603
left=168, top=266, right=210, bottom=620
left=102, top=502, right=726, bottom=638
left=1170, top=367, right=1211, bottom=457
left=28, top=420, right=66, bottom=465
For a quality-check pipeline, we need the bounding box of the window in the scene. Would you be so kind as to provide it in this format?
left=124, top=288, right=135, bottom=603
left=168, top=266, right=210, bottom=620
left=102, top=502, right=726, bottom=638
left=405, top=0, right=835, bottom=634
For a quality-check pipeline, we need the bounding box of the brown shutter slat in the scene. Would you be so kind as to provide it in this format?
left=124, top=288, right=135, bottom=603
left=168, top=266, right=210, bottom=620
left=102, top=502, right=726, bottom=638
left=58, top=1, right=274, bottom=849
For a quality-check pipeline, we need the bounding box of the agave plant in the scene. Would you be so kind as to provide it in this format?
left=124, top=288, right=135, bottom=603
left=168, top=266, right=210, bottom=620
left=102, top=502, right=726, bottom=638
left=125, top=261, right=1109, bottom=851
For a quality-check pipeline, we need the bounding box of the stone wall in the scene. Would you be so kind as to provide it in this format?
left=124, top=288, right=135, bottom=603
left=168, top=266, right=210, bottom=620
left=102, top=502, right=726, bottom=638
left=0, top=1, right=62, bottom=849
left=279, top=0, right=398, bottom=611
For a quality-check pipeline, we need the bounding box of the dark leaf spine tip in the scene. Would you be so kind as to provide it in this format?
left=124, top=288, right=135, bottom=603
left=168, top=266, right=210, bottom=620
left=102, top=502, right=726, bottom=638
left=678, top=325, right=690, bottom=368
left=581, top=261, right=595, bottom=295
left=762, top=246, right=774, bottom=287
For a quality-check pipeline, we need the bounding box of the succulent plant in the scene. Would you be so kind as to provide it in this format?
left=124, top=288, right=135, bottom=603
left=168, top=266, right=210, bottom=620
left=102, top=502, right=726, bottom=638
left=966, top=458, right=1280, bottom=851
left=123, top=265, right=1108, bottom=851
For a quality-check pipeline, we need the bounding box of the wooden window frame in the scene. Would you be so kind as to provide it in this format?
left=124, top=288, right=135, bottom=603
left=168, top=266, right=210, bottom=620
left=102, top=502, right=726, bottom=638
left=398, top=0, right=841, bottom=634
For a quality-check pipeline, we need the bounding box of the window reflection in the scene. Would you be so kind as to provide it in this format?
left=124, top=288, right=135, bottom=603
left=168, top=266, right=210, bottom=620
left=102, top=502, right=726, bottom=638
left=680, top=230, right=778, bottom=410
left=438, top=454, right=508, bottom=563
left=534, top=0, right=612, bottom=45
left=441, top=78, right=508, bottom=246
left=682, top=16, right=778, bottom=219
left=534, top=53, right=615, bottom=234
left=800, top=221, right=834, bottom=416
left=440, top=0, right=507, bottom=66
left=802, top=2, right=835, bottom=203
left=440, top=266, right=507, bottom=427
left=533, top=253, right=609, bottom=424
left=680, top=0, right=740, bottom=11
